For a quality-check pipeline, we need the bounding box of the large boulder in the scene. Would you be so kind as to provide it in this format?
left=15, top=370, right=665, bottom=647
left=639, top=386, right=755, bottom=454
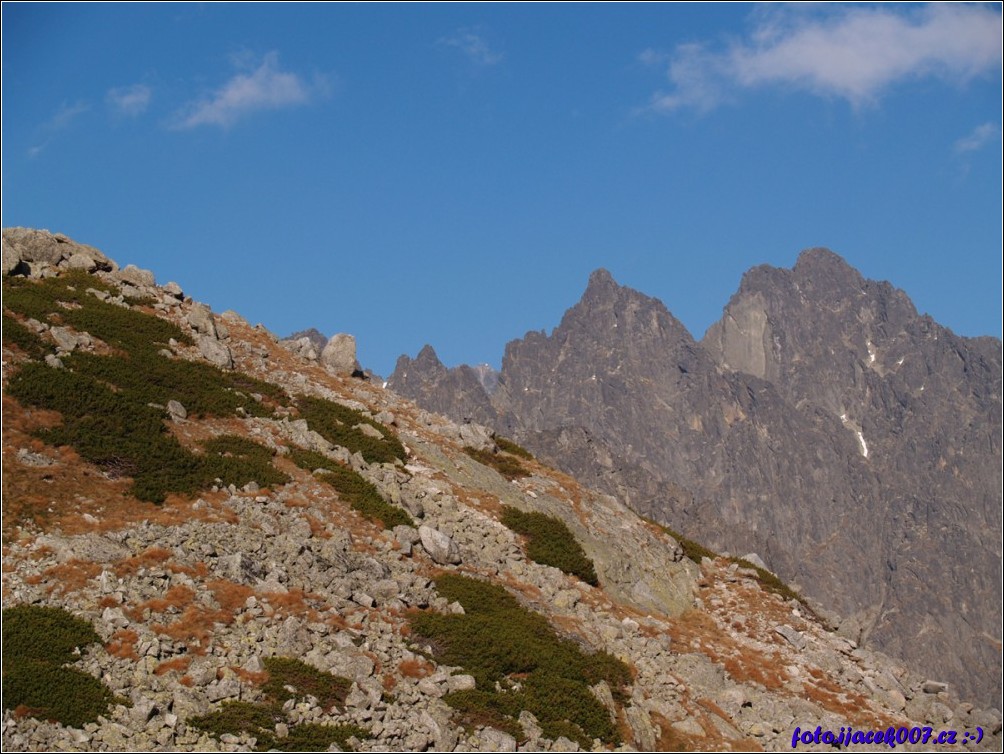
left=320, top=333, right=359, bottom=375
left=419, top=525, right=461, bottom=565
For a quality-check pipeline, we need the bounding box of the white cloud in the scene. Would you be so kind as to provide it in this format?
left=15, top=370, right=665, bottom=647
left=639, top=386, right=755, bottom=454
left=954, top=122, right=999, bottom=153
left=106, top=84, right=152, bottom=116
left=439, top=28, right=503, bottom=66
left=27, top=100, right=90, bottom=157
left=46, top=100, right=90, bottom=131
left=174, top=52, right=316, bottom=129
left=646, top=4, right=1002, bottom=113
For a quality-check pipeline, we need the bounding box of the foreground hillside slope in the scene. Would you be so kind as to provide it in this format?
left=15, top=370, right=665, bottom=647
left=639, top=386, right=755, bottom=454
left=389, top=254, right=1002, bottom=708
left=2, top=228, right=1000, bottom=751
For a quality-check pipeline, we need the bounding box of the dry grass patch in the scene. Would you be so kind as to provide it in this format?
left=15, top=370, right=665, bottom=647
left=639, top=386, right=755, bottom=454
left=153, top=604, right=232, bottom=655
left=113, top=546, right=172, bottom=576
left=398, top=658, right=434, bottom=679
left=26, top=559, right=101, bottom=595
left=106, top=629, right=140, bottom=660
left=261, top=588, right=326, bottom=621
left=207, top=579, right=255, bottom=613
left=128, top=585, right=195, bottom=619
left=154, top=657, right=192, bottom=676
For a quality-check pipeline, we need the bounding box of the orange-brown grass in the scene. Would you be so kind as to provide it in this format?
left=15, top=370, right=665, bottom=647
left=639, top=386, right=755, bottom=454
left=800, top=675, right=901, bottom=728
left=261, top=589, right=324, bottom=621
left=232, top=667, right=269, bottom=685
left=207, top=579, right=255, bottom=613
left=2, top=419, right=136, bottom=534
left=305, top=514, right=329, bottom=538
left=284, top=497, right=311, bottom=508
left=154, top=657, right=193, bottom=676
left=128, top=584, right=196, bottom=619
left=398, top=658, right=434, bottom=679
left=667, top=609, right=788, bottom=691
left=2, top=401, right=242, bottom=536
left=153, top=604, right=232, bottom=655
left=114, top=546, right=172, bottom=576
left=166, top=561, right=210, bottom=578
left=26, top=559, right=101, bottom=595
left=651, top=711, right=703, bottom=752
left=106, top=629, right=140, bottom=660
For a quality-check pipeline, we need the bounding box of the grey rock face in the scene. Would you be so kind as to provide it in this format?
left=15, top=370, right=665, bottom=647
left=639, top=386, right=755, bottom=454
left=387, top=345, right=497, bottom=426
left=320, top=333, right=359, bottom=374
left=389, top=254, right=1002, bottom=706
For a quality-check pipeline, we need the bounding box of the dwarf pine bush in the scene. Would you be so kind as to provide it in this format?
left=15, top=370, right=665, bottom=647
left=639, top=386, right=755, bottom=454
left=409, top=574, right=630, bottom=747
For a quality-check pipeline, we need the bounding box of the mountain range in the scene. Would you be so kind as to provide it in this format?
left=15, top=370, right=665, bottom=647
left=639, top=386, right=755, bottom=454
left=1, top=228, right=1000, bottom=752
left=388, top=248, right=1002, bottom=708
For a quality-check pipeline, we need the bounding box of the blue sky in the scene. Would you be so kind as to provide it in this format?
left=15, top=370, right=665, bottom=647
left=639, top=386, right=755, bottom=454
left=3, top=3, right=1001, bottom=376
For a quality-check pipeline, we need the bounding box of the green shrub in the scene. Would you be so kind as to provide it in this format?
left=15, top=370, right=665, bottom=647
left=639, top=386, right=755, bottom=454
left=6, top=362, right=290, bottom=503
left=410, top=574, right=629, bottom=747
left=501, top=507, right=598, bottom=586
left=297, top=395, right=406, bottom=465
left=189, top=662, right=367, bottom=752
left=2, top=604, right=101, bottom=664
left=189, top=700, right=281, bottom=748
left=290, top=448, right=412, bottom=529
left=2, top=660, right=119, bottom=729
left=278, top=722, right=369, bottom=752
left=202, top=435, right=290, bottom=490
left=3, top=274, right=296, bottom=503
left=262, top=657, right=351, bottom=711
left=495, top=436, right=534, bottom=460
left=463, top=446, right=529, bottom=480
left=1, top=605, right=118, bottom=728
left=3, top=271, right=187, bottom=352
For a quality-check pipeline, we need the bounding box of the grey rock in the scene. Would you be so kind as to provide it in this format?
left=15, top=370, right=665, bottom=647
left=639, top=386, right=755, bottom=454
left=2, top=227, right=117, bottom=272
left=419, top=525, right=461, bottom=565
left=166, top=400, right=187, bottom=421
left=458, top=422, right=495, bottom=451
left=478, top=728, right=517, bottom=751
left=114, top=264, right=156, bottom=288
left=163, top=281, right=184, bottom=300
left=187, top=303, right=218, bottom=338
left=625, top=705, right=657, bottom=751
left=320, top=333, right=359, bottom=375
left=198, top=335, right=233, bottom=369
left=774, top=625, right=807, bottom=650
left=445, top=674, right=476, bottom=693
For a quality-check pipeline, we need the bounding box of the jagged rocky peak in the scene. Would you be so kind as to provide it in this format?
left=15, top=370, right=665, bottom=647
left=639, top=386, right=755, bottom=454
left=389, top=247, right=1002, bottom=708
left=388, top=345, right=497, bottom=425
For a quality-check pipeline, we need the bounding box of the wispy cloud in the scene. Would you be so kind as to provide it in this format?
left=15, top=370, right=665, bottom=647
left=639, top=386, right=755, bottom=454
left=954, top=122, right=999, bottom=153
left=106, top=84, right=152, bottom=116
left=438, top=28, right=503, bottom=67
left=27, top=100, right=90, bottom=157
left=644, top=4, right=1002, bottom=113
left=173, top=52, right=319, bottom=129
